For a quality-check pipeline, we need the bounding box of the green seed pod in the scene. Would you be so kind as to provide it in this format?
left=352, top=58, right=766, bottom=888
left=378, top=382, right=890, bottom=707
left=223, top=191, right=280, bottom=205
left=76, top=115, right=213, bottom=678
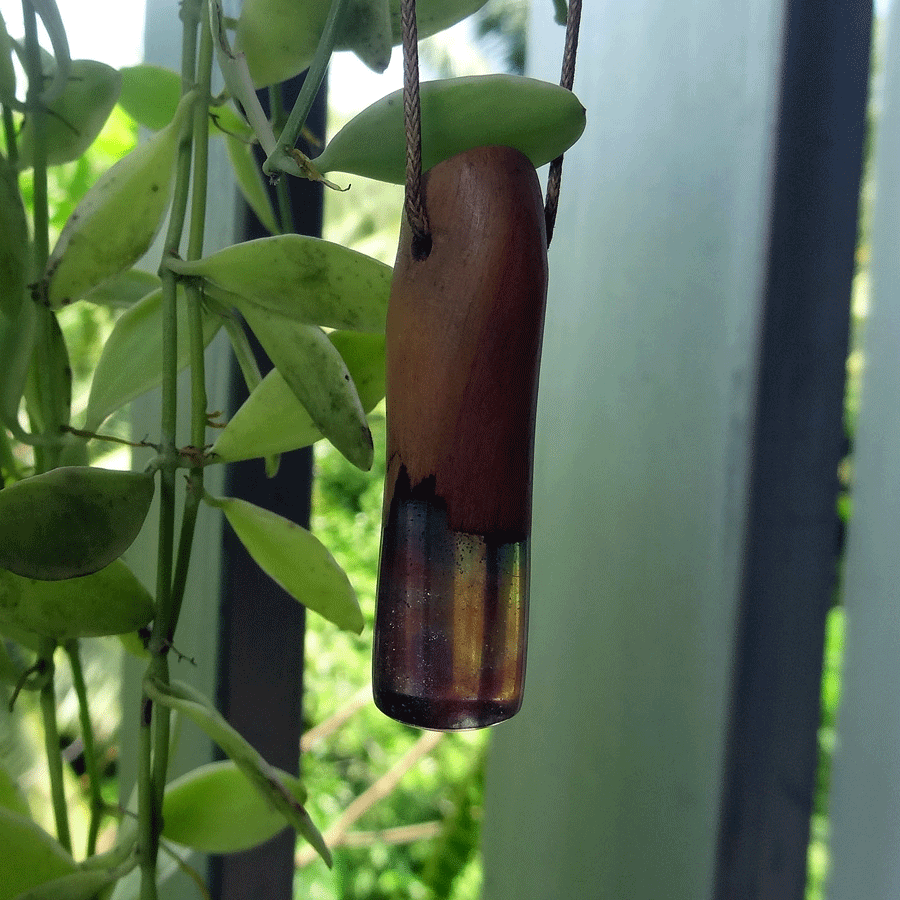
left=0, top=155, right=29, bottom=320
left=206, top=494, right=363, bottom=633
left=0, top=807, right=77, bottom=900
left=40, top=92, right=193, bottom=309
left=17, top=60, right=122, bottom=170
left=237, top=0, right=487, bottom=89
left=211, top=331, right=385, bottom=463
left=0, top=559, right=154, bottom=641
left=313, top=75, right=586, bottom=184
left=169, top=235, right=391, bottom=331
left=162, top=760, right=306, bottom=854
left=240, top=308, right=373, bottom=471
left=0, top=467, right=155, bottom=580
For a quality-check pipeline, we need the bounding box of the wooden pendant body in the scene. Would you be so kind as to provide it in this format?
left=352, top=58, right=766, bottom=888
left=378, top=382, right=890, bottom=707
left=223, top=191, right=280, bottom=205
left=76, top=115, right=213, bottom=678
left=373, top=145, right=548, bottom=730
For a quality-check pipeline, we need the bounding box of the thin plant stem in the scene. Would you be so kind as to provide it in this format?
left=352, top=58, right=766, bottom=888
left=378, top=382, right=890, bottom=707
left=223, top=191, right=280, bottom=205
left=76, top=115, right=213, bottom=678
left=137, top=696, right=157, bottom=900
left=22, top=1, right=64, bottom=468
left=21, top=2, right=48, bottom=271
left=263, top=0, right=351, bottom=177
left=218, top=311, right=263, bottom=392
left=0, top=420, right=22, bottom=482
left=170, top=8, right=215, bottom=632
left=65, top=640, right=104, bottom=856
left=37, top=639, right=72, bottom=854
left=2, top=104, right=18, bottom=166
left=268, top=86, right=293, bottom=233
left=24, top=3, right=70, bottom=857
left=140, top=1, right=203, bottom=896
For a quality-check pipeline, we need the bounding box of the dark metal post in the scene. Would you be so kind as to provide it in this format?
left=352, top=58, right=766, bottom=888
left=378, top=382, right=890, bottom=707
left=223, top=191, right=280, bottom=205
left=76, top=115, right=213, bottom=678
left=210, top=75, right=326, bottom=900
left=713, top=2, right=872, bottom=897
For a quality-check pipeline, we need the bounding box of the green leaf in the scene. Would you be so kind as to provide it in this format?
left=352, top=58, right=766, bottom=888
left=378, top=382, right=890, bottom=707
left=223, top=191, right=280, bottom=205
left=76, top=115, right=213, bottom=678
left=0, top=640, right=21, bottom=685
left=162, top=760, right=306, bottom=854
left=223, top=134, right=279, bottom=235
left=0, top=559, right=154, bottom=641
left=237, top=0, right=487, bottom=88
left=0, top=808, right=77, bottom=900
left=144, top=677, right=332, bottom=867
left=206, top=494, right=363, bottom=633
left=209, top=103, right=255, bottom=142
left=0, top=290, right=37, bottom=432
left=240, top=309, right=373, bottom=470
left=169, top=235, right=391, bottom=332
left=117, top=64, right=182, bottom=131
left=0, top=156, right=28, bottom=319
left=0, top=467, right=155, bottom=580
left=18, top=60, right=122, bottom=169
left=81, top=269, right=160, bottom=309
left=340, top=0, right=392, bottom=73
left=117, top=630, right=150, bottom=660
left=0, top=766, right=30, bottom=819
left=211, top=331, right=385, bottom=462
left=42, top=94, right=192, bottom=309
left=85, top=288, right=222, bottom=431
left=0, top=621, right=41, bottom=654
left=10, top=868, right=122, bottom=900
left=313, top=74, right=586, bottom=183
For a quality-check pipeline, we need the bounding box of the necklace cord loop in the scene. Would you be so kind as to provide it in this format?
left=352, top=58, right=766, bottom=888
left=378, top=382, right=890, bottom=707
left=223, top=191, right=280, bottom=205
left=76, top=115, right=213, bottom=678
left=400, top=0, right=430, bottom=246
left=399, top=0, right=584, bottom=249
left=544, top=0, right=583, bottom=246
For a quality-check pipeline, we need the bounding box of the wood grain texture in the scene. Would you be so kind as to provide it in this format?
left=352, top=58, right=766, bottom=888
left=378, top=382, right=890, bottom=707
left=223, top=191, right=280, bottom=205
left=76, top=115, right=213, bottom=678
left=384, top=145, right=549, bottom=540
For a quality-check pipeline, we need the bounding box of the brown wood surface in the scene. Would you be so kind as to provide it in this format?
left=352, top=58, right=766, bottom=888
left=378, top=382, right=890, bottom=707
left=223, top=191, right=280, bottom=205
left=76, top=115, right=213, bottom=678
left=384, top=145, right=548, bottom=539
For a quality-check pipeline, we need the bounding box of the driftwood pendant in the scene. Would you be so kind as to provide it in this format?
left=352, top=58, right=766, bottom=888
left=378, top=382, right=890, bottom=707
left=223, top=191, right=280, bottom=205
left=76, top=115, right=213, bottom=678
left=373, top=145, right=549, bottom=730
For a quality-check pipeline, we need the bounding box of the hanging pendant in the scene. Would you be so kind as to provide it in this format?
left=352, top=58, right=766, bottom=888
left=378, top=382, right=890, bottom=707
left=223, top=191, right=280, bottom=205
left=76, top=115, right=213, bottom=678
left=373, top=144, right=549, bottom=730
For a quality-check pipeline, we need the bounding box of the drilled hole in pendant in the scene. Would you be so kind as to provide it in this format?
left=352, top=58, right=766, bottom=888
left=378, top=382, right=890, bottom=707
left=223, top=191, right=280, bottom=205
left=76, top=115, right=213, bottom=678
left=411, top=231, right=432, bottom=261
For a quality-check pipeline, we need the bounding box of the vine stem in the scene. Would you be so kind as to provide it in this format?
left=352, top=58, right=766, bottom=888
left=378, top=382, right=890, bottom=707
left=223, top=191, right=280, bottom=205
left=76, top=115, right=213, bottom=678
left=22, top=0, right=64, bottom=470
left=22, top=2, right=71, bottom=855
left=2, top=105, right=18, bottom=167
left=65, top=640, right=104, bottom=856
left=37, top=639, right=72, bottom=854
left=170, top=4, right=215, bottom=634
left=268, top=86, right=294, bottom=233
left=262, top=0, right=351, bottom=178
left=139, top=1, right=205, bottom=896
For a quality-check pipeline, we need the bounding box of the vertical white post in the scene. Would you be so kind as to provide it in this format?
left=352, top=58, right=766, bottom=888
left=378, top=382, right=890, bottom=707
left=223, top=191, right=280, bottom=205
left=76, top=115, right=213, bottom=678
left=481, top=2, right=786, bottom=898
left=826, top=4, right=900, bottom=898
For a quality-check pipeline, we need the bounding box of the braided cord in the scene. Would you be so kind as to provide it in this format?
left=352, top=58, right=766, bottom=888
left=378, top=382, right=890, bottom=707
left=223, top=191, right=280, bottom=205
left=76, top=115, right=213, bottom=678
left=544, top=0, right=583, bottom=245
left=400, top=0, right=429, bottom=244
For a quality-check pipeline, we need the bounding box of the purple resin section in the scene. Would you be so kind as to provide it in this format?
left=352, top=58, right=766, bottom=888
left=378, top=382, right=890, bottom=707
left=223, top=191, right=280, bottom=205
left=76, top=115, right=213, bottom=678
left=373, top=494, right=529, bottom=730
